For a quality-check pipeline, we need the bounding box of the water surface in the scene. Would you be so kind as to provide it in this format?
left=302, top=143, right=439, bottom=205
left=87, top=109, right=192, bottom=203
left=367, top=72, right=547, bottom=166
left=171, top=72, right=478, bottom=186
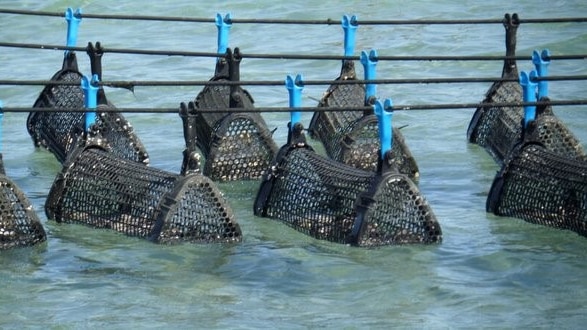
left=0, top=0, right=586, bottom=328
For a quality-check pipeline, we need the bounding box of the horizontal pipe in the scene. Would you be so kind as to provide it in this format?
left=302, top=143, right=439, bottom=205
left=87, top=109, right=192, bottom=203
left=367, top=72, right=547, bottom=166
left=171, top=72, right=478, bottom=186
left=2, top=99, right=586, bottom=113
left=0, top=42, right=585, bottom=61
left=0, top=8, right=586, bottom=25
left=0, top=75, right=585, bottom=88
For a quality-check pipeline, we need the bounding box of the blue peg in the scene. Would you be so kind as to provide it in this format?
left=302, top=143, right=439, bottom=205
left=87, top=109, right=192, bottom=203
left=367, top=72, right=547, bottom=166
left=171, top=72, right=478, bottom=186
left=341, top=14, right=358, bottom=57
left=81, top=74, right=99, bottom=132
left=64, top=7, right=82, bottom=55
left=215, top=13, right=232, bottom=55
left=285, top=74, right=304, bottom=131
left=519, top=70, right=538, bottom=128
left=532, top=49, right=550, bottom=99
left=373, top=98, right=393, bottom=159
left=360, top=49, right=379, bottom=104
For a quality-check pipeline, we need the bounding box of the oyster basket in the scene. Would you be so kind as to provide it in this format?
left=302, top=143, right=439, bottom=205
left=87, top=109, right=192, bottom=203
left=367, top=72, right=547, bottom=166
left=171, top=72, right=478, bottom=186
left=467, top=13, right=524, bottom=164
left=194, top=48, right=278, bottom=181
left=27, top=43, right=149, bottom=164
left=487, top=141, right=587, bottom=237
left=520, top=99, right=586, bottom=161
left=255, top=99, right=441, bottom=247
left=0, top=155, right=47, bottom=249
left=309, top=60, right=419, bottom=179
left=45, top=103, right=242, bottom=244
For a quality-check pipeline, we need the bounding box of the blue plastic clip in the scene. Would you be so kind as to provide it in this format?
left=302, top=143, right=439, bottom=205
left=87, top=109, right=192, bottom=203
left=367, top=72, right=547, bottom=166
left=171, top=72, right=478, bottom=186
left=360, top=49, right=379, bottom=104
left=215, top=13, right=232, bottom=55
left=81, top=74, right=99, bottom=132
left=341, top=14, right=358, bottom=56
left=373, top=98, right=393, bottom=159
left=532, top=49, right=550, bottom=99
left=519, top=70, right=538, bottom=128
left=64, top=7, right=82, bottom=55
left=285, top=74, right=304, bottom=131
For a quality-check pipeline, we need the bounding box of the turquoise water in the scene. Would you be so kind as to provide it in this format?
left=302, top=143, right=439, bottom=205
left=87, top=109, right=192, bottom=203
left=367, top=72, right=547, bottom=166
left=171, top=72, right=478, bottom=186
left=1, top=0, right=586, bottom=328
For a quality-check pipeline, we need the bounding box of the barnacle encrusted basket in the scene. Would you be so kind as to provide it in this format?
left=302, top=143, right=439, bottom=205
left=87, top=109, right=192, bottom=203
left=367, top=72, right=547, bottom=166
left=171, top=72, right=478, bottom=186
left=194, top=48, right=278, bottom=181
left=45, top=140, right=241, bottom=244
left=254, top=123, right=441, bottom=247
left=309, top=60, right=419, bottom=178
left=487, top=140, right=587, bottom=237
left=28, top=45, right=149, bottom=164
left=0, top=155, right=46, bottom=249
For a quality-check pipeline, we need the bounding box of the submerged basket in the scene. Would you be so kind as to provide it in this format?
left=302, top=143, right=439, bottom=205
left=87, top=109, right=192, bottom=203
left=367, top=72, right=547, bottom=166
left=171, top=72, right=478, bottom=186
left=194, top=48, right=278, bottom=181
left=467, top=14, right=524, bottom=164
left=0, top=155, right=46, bottom=249
left=27, top=45, right=149, bottom=164
left=487, top=141, right=587, bottom=237
left=45, top=140, right=241, bottom=244
left=308, top=60, right=419, bottom=178
left=254, top=123, right=441, bottom=247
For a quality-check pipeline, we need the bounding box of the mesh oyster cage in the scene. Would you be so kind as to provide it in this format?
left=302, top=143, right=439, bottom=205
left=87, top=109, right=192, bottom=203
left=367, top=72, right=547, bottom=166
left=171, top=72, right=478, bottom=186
left=27, top=43, right=149, bottom=164
left=520, top=99, right=587, bottom=161
left=486, top=141, right=587, bottom=237
left=467, top=14, right=586, bottom=165
left=44, top=103, right=242, bottom=244
left=45, top=142, right=241, bottom=244
left=467, top=13, right=524, bottom=164
left=0, top=155, right=47, bottom=249
left=308, top=60, right=419, bottom=179
left=254, top=121, right=441, bottom=247
left=194, top=48, right=278, bottom=181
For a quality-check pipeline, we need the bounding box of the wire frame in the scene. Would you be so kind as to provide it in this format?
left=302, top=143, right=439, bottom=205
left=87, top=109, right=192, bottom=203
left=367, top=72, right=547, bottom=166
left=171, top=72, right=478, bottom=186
left=45, top=143, right=241, bottom=244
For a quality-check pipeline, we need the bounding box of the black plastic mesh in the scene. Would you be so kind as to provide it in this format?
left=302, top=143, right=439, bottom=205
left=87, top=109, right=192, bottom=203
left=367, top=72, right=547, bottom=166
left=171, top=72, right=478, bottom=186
left=469, top=94, right=587, bottom=165
left=467, top=80, right=524, bottom=164
left=194, top=55, right=278, bottom=181
left=45, top=143, right=241, bottom=244
left=487, top=142, right=587, bottom=237
left=354, top=172, right=442, bottom=247
left=467, top=13, right=522, bottom=165
left=311, top=110, right=419, bottom=179
left=0, top=156, right=46, bottom=249
left=254, top=127, right=441, bottom=247
left=27, top=52, right=149, bottom=165
left=28, top=105, right=149, bottom=165
left=309, top=61, right=419, bottom=179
